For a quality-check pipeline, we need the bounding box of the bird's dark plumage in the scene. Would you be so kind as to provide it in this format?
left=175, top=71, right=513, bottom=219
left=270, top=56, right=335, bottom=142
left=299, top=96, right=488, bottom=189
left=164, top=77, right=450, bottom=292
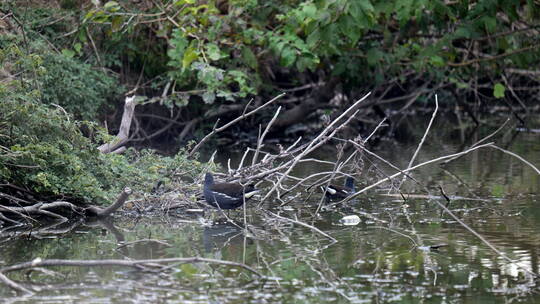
left=203, top=173, right=259, bottom=209
left=321, top=176, right=355, bottom=200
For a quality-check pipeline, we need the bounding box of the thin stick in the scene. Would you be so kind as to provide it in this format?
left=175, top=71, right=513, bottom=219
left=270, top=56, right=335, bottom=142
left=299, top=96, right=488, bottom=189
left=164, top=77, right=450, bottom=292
left=331, top=142, right=495, bottom=206
left=116, top=239, right=171, bottom=250
left=188, top=93, right=285, bottom=158
left=315, top=145, right=346, bottom=215
left=252, top=106, right=281, bottom=166
left=364, top=117, right=387, bottom=142
left=0, top=271, right=33, bottom=294
left=398, top=95, right=439, bottom=188
left=435, top=187, right=537, bottom=278
left=262, top=93, right=371, bottom=201
left=442, top=118, right=511, bottom=164
left=489, top=145, right=540, bottom=174
left=265, top=211, right=337, bottom=242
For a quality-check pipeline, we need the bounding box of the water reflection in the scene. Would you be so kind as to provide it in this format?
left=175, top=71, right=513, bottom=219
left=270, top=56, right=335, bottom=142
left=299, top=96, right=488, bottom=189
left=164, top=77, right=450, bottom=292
left=1, top=117, right=540, bottom=302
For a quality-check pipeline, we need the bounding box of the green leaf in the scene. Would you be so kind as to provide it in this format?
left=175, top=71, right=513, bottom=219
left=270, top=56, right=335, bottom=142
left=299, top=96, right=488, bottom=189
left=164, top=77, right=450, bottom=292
left=493, top=83, right=505, bottom=99
left=61, top=49, right=75, bottom=58
left=301, top=3, right=317, bottom=19
left=202, top=90, right=216, bottom=104
left=280, top=46, right=296, bottom=67
left=241, top=47, right=258, bottom=69
left=73, top=43, right=82, bottom=54
left=182, top=47, right=198, bottom=69
left=205, top=43, right=222, bottom=61
left=430, top=55, right=444, bottom=67
left=104, top=1, right=120, bottom=12
left=306, top=29, right=320, bottom=48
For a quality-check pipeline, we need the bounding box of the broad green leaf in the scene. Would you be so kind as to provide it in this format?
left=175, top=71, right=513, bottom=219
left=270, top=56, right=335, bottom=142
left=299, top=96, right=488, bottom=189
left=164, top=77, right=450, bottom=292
left=182, top=47, right=198, bottom=69
left=104, top=1, right=118, bottom=9
left=453, top=27, right=471, bottom=39
left=301, top=3, right=317, bottom=20
left=74, top=43, right=82, bottom=54
left=104, top=1, right=120, bottom=12
left=493, top=83, right=505, bottom=98
left=306, top=29, right=320, bottom=48
left=205, top=43, right=222, bottom=61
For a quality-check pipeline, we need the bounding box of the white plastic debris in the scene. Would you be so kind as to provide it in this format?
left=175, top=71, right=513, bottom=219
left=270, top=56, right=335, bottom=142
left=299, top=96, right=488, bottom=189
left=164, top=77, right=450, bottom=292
left=339, top=215, right=361, bottom=226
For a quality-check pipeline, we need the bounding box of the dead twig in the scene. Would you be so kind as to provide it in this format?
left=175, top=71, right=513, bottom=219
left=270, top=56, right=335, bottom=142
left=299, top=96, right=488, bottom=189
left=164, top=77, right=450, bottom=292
left=188, top=93, right=285, bottom=158
left=397, top=95, right=439, bottom=189
left=252, top=106, right=281, bottom=166
left=261, top=92, right=371, bottom=202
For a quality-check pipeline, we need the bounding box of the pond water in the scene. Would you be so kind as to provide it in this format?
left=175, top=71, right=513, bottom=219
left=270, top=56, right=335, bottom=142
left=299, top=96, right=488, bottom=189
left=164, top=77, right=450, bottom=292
left=1, top=114, right=539, bottom=303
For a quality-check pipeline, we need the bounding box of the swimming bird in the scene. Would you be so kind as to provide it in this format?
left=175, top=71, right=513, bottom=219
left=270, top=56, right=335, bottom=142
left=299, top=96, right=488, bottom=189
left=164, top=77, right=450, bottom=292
left=203, top=173, right=260, bottom=210
left=320, top=176, right=355, bottom=201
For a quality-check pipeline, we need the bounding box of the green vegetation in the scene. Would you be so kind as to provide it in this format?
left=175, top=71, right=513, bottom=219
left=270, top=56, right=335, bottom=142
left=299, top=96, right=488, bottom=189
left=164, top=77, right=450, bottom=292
left=0, top=29, right=206, bottom=205
left=40, top=53, right=122, bottom=120
left=79, top=0, right=540, bottom=105
left=0, top=92, right=205, bottom=204
left=1, top=0, right=539, bottom=208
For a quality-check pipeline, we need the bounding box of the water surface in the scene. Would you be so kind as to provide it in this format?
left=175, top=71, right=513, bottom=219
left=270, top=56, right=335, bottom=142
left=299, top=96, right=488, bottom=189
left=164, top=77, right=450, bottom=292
left=1, top=115, right=539, bottom=303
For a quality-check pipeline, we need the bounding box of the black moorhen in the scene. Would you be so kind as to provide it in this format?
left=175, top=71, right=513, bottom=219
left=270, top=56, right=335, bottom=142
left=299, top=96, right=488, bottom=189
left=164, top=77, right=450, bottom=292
left=203, top=173, right=260, bottom=209
left=321, top=176, right=355, bottom=201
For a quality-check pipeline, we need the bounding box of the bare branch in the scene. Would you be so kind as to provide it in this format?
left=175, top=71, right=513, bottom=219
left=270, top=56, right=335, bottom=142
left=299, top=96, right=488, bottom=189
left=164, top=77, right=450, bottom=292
left=98, top=96, right=136, bottom=153
left=188, top=93, right=286, bottom=158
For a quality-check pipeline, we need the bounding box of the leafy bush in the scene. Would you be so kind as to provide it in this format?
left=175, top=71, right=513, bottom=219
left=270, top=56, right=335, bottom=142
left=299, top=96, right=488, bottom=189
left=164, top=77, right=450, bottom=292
left=40, top=53, right=123, bottom=120
left=0, top=33, right=206, bottom=205
left=0, top=94, right=206, bottom=204
left=81, top=0, right=540, bottom=103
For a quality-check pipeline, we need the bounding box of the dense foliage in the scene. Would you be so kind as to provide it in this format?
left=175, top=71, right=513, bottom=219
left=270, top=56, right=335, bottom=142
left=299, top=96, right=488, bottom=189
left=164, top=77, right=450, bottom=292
left=79, top=0, right=540, bottom=106
left=0, top=33, right=206, bottom=204
left=0, top=92, right=205, bottom=204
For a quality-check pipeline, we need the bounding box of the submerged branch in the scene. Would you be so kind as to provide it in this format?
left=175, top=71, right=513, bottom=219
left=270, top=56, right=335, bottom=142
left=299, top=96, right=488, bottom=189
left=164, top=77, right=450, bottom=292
left=0, top=257, right=262, bottom=277
left=85, top=187, right=132, bottom=218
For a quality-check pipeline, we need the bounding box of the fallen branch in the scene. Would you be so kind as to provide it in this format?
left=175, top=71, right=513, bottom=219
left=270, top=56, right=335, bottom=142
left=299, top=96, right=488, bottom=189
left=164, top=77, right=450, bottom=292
left=0, top=271, right=32, bottom=294
left=436, top=186, right=538, bottom=278
left=98, top=96, right=136, bottom=153
left=398, top=95, right=439, bottom=188
left=85, top=187, right=132, bottom=217
left=331, top=142, right=496, bottom=206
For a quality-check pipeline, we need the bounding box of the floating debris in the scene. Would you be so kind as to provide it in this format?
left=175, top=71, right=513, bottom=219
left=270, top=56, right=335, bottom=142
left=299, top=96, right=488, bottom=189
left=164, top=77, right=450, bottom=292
left=339, top=215, right=361, bottom=226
